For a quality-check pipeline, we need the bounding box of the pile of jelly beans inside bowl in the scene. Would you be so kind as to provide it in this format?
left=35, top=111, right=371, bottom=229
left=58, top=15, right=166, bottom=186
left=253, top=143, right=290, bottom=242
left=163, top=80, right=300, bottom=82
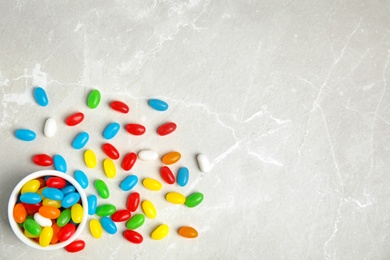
left=8, top=170, right=88, bottom=250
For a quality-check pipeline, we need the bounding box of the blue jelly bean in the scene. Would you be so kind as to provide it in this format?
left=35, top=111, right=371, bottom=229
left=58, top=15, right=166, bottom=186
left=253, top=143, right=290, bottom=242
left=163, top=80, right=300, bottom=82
left=120, top=175, right=138, bottom=191
left=62, top=192, right=80, bottom=208
left=61, top=185, right=75, bottom=196
left=74, top=170, right=88, bottom=189
left=72, top=131, right=89, bottom=149
left=33, top=87, right=48, bottom=107
left=20, top=192, right=42, bottom=204
left=53, top=154, right=67, bottom=173
left=103, top=122, right=120, bottom=140
left=87, top=195, right=97, bottom=215
left=15, top=129, right=36, bottom=142
left=148, top=99, right=168, bottom=111
left=100, top=216, right=117, bottom=234
left=177, top=167, right=189, bottom=187
left=42, top=187, right=64, bottom=200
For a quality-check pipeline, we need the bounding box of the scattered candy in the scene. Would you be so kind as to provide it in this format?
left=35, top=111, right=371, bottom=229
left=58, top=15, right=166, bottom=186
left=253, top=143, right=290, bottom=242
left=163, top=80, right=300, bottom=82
left=126, top=192, right=140, bottom=212
left=65, top=112, right=84, bottom=126
left=33, top=87, right=48, bottom=107
left=178, top=226, right=198, bottom=238
left=160, top=166, right=175, bottom=184
left=125, top=214, right=145, bottom=230
left=120, top=175, right=138, bottom=191
left=110, top=101, right=129, bottom=113
left=87, top=195, right=97, bottom=215
left=151, top=224, right=169, bottom=240
left=102, top=143, right=120, bottom=160
left=100, top=216, right=117, bottom=234
left=103, top=122, right=120, bottom=140
left=142, top=200, right=156, bottom=219
left=89, top=219, right=103, bottom=238
left=165, top=192, right=186, bottom=204
left=121, top=152, right=137, bottom=171
left=72, top=132, right=89, bottom=149
left=15, top=129, right=36, bottom=141
left=197, top=154, right=211, bottom=173
left=185, top=192, right=204, bottom=208
left=142, top=178, right=162, bottom=191
left=43, top=118, right=56, bottom=137
left=148, top=99, right=168, bottom=111
left=157, top=122, right=177, bottom=136
left=103, top=158, right=116, bottom=178
left=96, top=204, right=116, bottom=217
left=123, top=230, right=143, bottom=244
left=53, top=154, right=67, bottom=173
left=32, top=154, right=53, bottom=166
left=74, top=170, right=88, bottom=189
left=84, top=149, right=97, bottom=168
left=161, top=151, right=181, bottom=165
left=124, top=124, right=146, bottom=135
left=111, top=209, right=131, bottom=222
left=87, top=89, right=101, bottom=109
left=94, top=179, right=110, bottom=199
left=177, top=167, right=189, bottom=187
left=65, top=240, right=85, bottom=253
left=138, top=149, right=158, bottom=161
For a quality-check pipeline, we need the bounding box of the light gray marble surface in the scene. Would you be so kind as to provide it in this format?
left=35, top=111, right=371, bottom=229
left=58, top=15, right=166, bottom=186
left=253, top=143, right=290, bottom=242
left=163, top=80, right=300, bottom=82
left=1, top=1, right=390, bottom=259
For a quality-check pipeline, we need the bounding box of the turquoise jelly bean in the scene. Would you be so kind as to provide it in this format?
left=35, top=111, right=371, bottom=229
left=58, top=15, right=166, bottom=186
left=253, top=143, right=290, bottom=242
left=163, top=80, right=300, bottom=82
left=74, top=170, right=88, bottom=189
left=42, top=187, right=64, bottom=200
left=120, top=175, right=138, bottom=191
left=177, top=167, right=189, bottom=187
left=15, top=129, right=36, bottom=141
left=87, top=195, right=97, bottom=215
left=33, top=87, right=48, bottom=107
left=20, top=192, right=42, bottom=204
left=103, top=122, right=120, bottom=140
left=61, top=185, right=75, bottom=196
left=72, top=132, right=89, bottom=149
left=62, top=192, right=80, bottom=208
left=148, top=99, right=168, bottom=111
left=100, top=216, right=117, bottom=234
left=53, top=154, right=67, bottom=173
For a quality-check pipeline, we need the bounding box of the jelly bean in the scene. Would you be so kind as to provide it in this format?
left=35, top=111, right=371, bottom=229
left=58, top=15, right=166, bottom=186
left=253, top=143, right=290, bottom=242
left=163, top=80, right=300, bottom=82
left=177, top=167, right=189, bottom=187
left=24, top=229, right=38, bottom=238
left=111, top=209, right=131, bottom=222
left=15, top=129, right=36, bottom=141
left=39, top=205, right=61, bottom=219
left=84, top=149, right=97, bottom=168
left=120, top=175, right=138, bottom=191
left=71, top=203, right=84, bottom=223
left=72, top=131, right=89, bottom=149
left=37, top=177, right=45, bottom=189
left=138, top=149, right=158, bottom=161
left=148, top=99, right=168, bottom=111
left=36, top=187, right=46, bottom=197
left=126, top=214, right=145, bottom=230
left=20, top=192, right=42, bottom=204
left=197, top=154, right=211, bottom=172
left=39, top=226, right=53, bottom=247
left=50, top=223, right=60, bottom=244
left=126, top=192, right=140, bottom=212
left=46, top=177, right=66, bottom=189
left=160, top=166, right=175, bottom=184
left=123, top=230, right=143, bottom=244
left=178, top=226, right=198, bottom=238
left=42, top=187, right=64, bottom=200
left=161, top=151, right=181, bottom=165
left=57, top=209, right=71, bottom=227
left=165, top=192, right=186, bottom=204
left=103, top=122, right=120, bottom=140
left=53, top=154, right=67, bottom=173
left=23, top=218, right=42, bottom=236
left=74, top=170, right=88, bottom=189
left=157, top=122, right=177, bottom=136
left=65, top=240, right=85, bottom=253
left=103, top=158, right=116, bottom=178
left=65, top=112, right=85, bottom=126
left=22, top=202, right=42, bottom=215
left=110, top=100, right=129, bottom=113
left=58, top=223, right=76, bottom=242
left=100, top=216, right=117, bottom=234
left=62, top=192, right=80, bottom=208
left=34, top=212, right=52, bottom=227
left=33, top=87, right=48, bottom=106
left=87, top=89, right=101, bottom=109
left=89, top=219, right=103, bottom=238
left=151, top=224, right=169, bottom=240
left=60, top=185, right=75, bottom=196
left=142, top=178, right=162, bottom=191
left=87, top=195, right=97, bottom=215
left=185, top=192, right=204, bottom=208
left=142, top=200, right=156, bottom=219
left=43, top=117, right=56, bottom=137
left=94, top=179, right=109, bottom=199
left=21, top=179, right=40, bottom=194
left=42, top=198, right=61, bottom=208
left=124, top=124, right=146, bottom=135
left=13, top=203, right=27, bottom=223
left=96, top=204, right=116, bottom=217
left=121, top=152, right=137, bottom=171
left=102, top=143, right=120, bottom=160
left=32, top=154, right=53, bottom=166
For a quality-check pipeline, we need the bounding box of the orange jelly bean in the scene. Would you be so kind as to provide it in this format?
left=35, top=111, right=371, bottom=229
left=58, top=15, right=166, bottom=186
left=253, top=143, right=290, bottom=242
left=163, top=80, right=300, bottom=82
left=50, top=222, right=61, bottom=244
left=178, top=226, right=198, bottom=238
left=39, top=206, right=61, bottom=219
left=13, top=203, right=27, bottom=224
left=161, top=151, right=181, bottom=165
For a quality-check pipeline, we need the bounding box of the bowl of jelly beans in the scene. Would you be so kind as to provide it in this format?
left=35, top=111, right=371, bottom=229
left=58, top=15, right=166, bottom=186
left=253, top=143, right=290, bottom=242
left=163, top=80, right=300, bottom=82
left=8, top=170, right=88, bottom=250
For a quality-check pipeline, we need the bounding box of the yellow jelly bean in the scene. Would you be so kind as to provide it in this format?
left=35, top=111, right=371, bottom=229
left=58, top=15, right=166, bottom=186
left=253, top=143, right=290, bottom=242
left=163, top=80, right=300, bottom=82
left=39, top=226, right=53, bottom=247
left=165, top=192, right=186, bottom=204
left=42, top=198, right=61, bottom=208
left=21, top=180, right=40, bottom=194
left=84, top=149, right=97, bottom=168
left=24, top=229, right=38, bottom=238
left=142, top=200, right=157, bottom=219
left=71, top=203, right=84, bottom=224
left=89, top=219, right=103, bottom=239
left=161, top=151, right=181, bottom=165
left=142, top=178, right=162, bottom=191
left=151, top=224, right=169, bottom=240
left=103, top=158, right=116, bottom=179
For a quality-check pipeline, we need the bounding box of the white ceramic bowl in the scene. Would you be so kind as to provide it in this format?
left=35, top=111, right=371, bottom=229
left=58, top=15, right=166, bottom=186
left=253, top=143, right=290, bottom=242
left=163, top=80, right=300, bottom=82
left=8, top=170, right=88, bottom=250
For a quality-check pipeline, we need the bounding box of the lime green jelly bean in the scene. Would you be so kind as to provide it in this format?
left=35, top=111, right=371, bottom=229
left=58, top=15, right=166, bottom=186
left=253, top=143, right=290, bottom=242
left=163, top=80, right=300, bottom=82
left=185, top=192, right=204, bottom=208
left=96, top=204, right=116, bottom=217
left=23, top=218, right=42, bottom=236
left=126, top=214, right=145, bottom=230
left=94, top=179, right=109, bottom=199
left=57, top=209, right=71, bottom=227
left=87, top=89, right=101, bottom=109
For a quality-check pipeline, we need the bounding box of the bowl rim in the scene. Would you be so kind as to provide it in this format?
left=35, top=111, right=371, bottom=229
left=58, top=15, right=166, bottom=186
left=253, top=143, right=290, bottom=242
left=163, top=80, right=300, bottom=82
left=8, top=170, right=88, bottom=250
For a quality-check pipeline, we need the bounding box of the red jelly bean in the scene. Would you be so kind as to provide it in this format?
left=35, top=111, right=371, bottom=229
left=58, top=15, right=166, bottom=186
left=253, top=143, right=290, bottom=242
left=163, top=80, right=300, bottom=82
left=65, top=240, right=85, bottom=253
left=110, top=101, right=129, bottom=114
left=58, top=223, right=76, bottom=242
left=65, top=112, right=84, bottom=126
left=111, top=209, right=131, bottom=222
left=121, top=152, right=137, bottom=171
left=37, top=177, right=45, bottom=189
left=126, top=192, right=140, bottom=212
left=102, top=143, right=120, bottom=160
left=46, top=177, right=67, bottom=189
left=22, top=202, right=42, bottom=215
left=160, top=166, right=175, bottom=184
left=123, top=230, right=143, bottom=244
left=32, top=154, right=53, bottom=166
left=125, top=124, right=145, bottom=135
left=157, top=122, right=177, bottom=136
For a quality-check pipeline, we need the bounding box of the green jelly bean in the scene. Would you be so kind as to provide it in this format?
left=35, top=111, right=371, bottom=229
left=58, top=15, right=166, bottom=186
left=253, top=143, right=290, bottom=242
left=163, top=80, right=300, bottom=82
left=94, top=179, right=109, bottom=199
left=96, top=204, right=116, bottom=217
left=57, top=209, right=71, bottom=227
left=23, top=218, right=42, bottom=236
left=185, top=192, right=204, bottom=208
left=126, top=214, right=145, bottom=230
left=87, top=89, right=101, bottom=109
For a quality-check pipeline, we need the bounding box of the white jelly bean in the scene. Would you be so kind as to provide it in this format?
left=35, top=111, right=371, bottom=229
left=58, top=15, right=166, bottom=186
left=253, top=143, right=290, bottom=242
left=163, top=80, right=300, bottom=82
left=137, top=149, right=158, bottom=161
left=34, top=212, right=52, bottom=227
left=197, top=154, right=211, bottom=173
left=44, top=118, right=57, bottom=137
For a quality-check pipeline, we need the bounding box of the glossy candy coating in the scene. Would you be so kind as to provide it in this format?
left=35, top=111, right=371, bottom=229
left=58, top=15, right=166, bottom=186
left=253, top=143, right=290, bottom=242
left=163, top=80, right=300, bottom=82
left=197, top=154, right=211, bottom=173
left=42, top=199, right=61, bottom=208
left=23, top=218, right=42, bottom=236
left=58, top=223, right=76, bottom=242
left=120, top=175, right=138, bottom=191
left=53, top=154, right=67, bottom=173
left=121, top=152, right=137, bottom=171
left=84, top=149, right=97, bottom=168
left=39, top=226, right=53, bottom=247
left=22, top=202, right=42, bottom=215
left=71, top=203, right=84, bottom=223
left=100, top=216, right=117, bottom=234
left=102, top=143, right=120, bottom=160
left=138, top=149, right=158, bottom=161
left=103, top=158, right=116, bottom=178
left=46, top=177, right=66, bottom=189
left=34, top=212, right=52, bottom=227
left=33, top=87, right=48, bottom=107
left=21, top=180, right=40, bottom=194
left=177, top=167, right=189, bottom=187
left=44, top=118, right=56, bottom=137
left=57, top=209, right=71, bottom=227
left=32, top=154, right=53, bottom=166
left=142, top=178, right=162, bottom=191
left=42, top=187, right=64, bottom=201
left=178, top=226, right=198, bottom=238
left=24, top=229, right=38, bottom=238
left=72, top=132, right=89, bottom=149
left=142, top=200, right=156, bottom=219
left=65, top=240, right=85, bottom=253
left=165, top=192, right=186, bottom=204
left=87, top=89, right=101, bottom=109
left=89, top=219, right=103, bottom=238
left=185, top=192, right=204, bottom=208
left=50, top=223, right=60, bottom=244
left=110, top=100, right=129, bottom=113
left=20, top=192, right=42, bottom=204
left=94, top=179, right=109, bottom=199
left=126, top=214, right=145, bottom=230
left=103, top=122, right=120, bottom=140
left=60, top=185, right=75, bottom=196
left=160, top=166, right=175, bottom=184
left=123, top=230, right=143, bottom=244
left=111, top=209, right=131, bottom=222
left=74, top=170, right=88, bottom=189
left=15, top=129, right=36, bottom=141
left=87, top=195, right=97, bottom=215
left=157, top=122, right=177, bottom=136
left=148, top=99, right=168, bottom=111
left=39, top=206, right=61, bottom=219
left=65, top=112, right=84, bottom=126
left=161, top=151, right=181, bottom=165
left=125, top=124, right=146, bottom=135
left=13, top=203, right=27, bottom=223
left=62, top=192, right=80, bottom=208
left=96, top=204, right=116, bottom=217
left=126, top=192, right=140, bottom=212
left=151, top=224, right=169, bottom=240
